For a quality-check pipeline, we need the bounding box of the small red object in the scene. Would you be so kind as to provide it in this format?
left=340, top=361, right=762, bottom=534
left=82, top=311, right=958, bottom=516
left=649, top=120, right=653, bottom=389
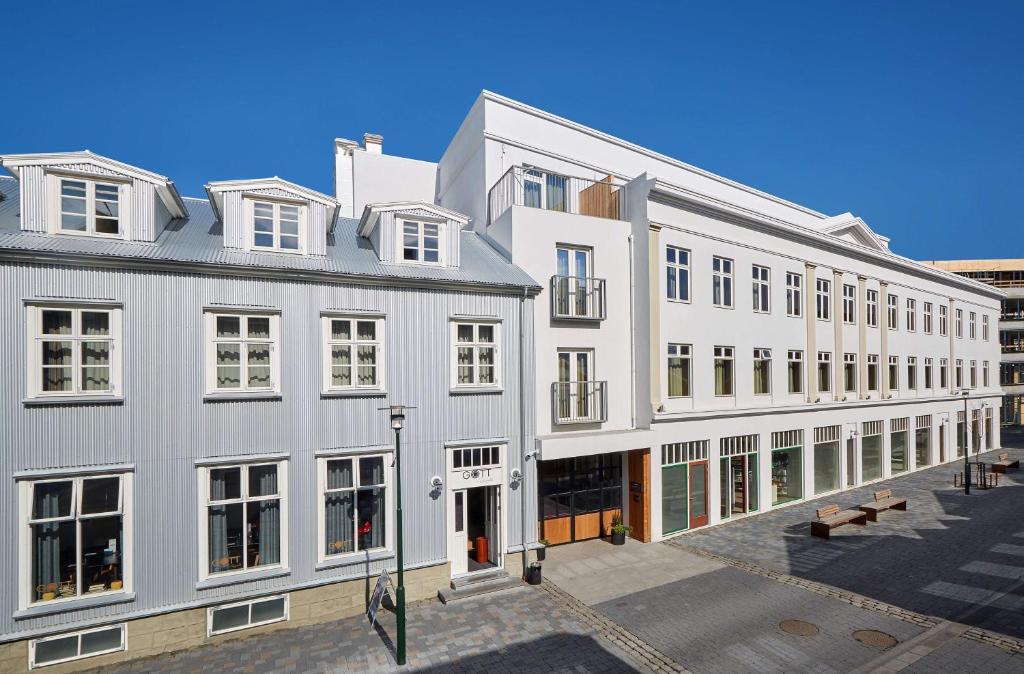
left=475, top=536, right=488, bottom=563
left=359, top=521, right=371, bottom=535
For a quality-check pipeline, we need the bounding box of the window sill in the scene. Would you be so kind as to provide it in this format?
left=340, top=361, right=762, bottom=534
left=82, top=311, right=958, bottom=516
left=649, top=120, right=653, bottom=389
left=315, top=549, right=394, bottom=571
left=321, top=389, right=387, bottom=399
left=23, top=395, right=123, bottom=407
left=449, top=386, right=504, bottom=395
left=203, top=392, right=283, bottom=403
left=14, top=592, right=135, bottom=620
left=196, top=566, right=290, bottom=590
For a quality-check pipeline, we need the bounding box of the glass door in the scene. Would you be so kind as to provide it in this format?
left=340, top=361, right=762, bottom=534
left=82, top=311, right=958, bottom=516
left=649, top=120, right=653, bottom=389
left=661, top=464, right=687, bottom=535
left=688, top=461, right=708, bottom=529
left=557, top=350, right=593, bottom=422
left=556, top=246, right=591, bottom=318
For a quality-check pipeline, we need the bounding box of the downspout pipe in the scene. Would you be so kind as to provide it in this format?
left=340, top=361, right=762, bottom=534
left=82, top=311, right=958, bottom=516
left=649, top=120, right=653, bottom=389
left=519, top=286, right=529, bottom=579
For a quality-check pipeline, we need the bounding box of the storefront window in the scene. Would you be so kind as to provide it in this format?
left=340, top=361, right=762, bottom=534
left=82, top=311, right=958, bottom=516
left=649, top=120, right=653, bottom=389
left=862, top=434, right=883, bottom=481
left=957, top=420, right=966, bottom=457
left=771, top=447, right=802, bottom=505
left=891, top=430, right=908, bottom=474
left=661, top=464, right=687, bottom=535
left=538, top=454, right=622, bottom=545
left=813, top=441, right=840, bottom=494
left=915, top=427, right=931, bottom=466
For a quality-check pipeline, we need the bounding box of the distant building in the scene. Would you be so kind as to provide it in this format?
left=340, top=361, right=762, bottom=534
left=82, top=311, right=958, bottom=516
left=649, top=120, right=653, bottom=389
left=924, top=259, right=1024, bottom=426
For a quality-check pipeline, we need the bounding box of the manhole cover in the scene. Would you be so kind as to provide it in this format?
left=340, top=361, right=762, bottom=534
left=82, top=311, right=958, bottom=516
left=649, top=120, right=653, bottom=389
left=853, top=630, right=898, bottom=649
left=779, top=619, right=819, bottom=636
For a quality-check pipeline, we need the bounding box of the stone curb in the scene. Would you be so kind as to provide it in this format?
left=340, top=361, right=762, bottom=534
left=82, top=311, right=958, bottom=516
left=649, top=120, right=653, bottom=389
left=535, top=581, right=692, bottom=674
left=671, top=541, right=1024, bottom=655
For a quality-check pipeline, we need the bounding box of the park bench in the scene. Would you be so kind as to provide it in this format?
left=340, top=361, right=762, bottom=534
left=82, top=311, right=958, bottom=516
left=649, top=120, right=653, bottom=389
left=991, top=452, right=1019, bottom=474
left=858, top=489, right=907, bottom=522
left=811, top=504, right=868, bottom=539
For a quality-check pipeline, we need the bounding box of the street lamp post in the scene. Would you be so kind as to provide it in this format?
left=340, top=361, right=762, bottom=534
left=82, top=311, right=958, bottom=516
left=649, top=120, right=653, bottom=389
left=388, top=405, right=407, bottom=665
left=962, top=390, right=970, bottom=495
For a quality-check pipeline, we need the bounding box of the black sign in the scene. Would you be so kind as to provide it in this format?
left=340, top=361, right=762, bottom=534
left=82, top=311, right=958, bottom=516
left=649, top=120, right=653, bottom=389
left=366, top=568, right=392, bottom=629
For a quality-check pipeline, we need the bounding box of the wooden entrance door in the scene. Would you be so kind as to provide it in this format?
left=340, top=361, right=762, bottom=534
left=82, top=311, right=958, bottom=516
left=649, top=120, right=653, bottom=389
left=627, top=449, right=650, bottom=542
left=688, top=461, right=709, bottom=529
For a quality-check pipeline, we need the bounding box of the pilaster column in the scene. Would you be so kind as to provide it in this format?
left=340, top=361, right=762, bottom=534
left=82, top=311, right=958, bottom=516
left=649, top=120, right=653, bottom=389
left=857, top=276, right=868, bottom=398
left=833, top=270, right=843, bottom=401
left=880, top=281, right=890, bottom=398
left=805, top=263, right=817, bottom=403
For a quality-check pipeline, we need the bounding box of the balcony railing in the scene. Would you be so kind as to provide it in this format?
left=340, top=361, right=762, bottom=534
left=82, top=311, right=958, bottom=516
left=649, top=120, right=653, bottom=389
left=1002, top=343, right=1024, bottom=353
left=552, top=380, right=608, bottom=425
left=487, top=165, right=628, bottom=224
left=550, top=275, right=607, bottom=320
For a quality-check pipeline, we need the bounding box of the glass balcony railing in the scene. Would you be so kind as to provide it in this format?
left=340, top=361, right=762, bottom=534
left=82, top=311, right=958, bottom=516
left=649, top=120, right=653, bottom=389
left=487, top=166, right=628, bottom=224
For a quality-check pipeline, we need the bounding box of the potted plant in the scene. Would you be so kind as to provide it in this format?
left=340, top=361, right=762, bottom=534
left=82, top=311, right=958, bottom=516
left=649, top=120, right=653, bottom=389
left=536, top=539, right=549, bottom=562
left=610, top=519, right=631, bottom=546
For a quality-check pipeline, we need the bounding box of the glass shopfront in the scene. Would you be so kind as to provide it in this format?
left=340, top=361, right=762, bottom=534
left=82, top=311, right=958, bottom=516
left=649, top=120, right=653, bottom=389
left=891, top=425, right=908, bottom=474
left=661, top=441, right=710, bottom=534
left=771, top=430, right=803, bottom=506
left=813, top=440, right=840, bottom=494
left=862, top=432, right=883, bottom=481
left=538, top=454, right=622, bottom=545
left=915, top=425, right=931, bottom=467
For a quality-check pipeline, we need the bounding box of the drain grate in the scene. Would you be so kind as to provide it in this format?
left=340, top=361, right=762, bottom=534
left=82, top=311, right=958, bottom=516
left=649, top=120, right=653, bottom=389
left=779, top=619, right=819, bottom=636
left=853, top=629, right=898, bottom=649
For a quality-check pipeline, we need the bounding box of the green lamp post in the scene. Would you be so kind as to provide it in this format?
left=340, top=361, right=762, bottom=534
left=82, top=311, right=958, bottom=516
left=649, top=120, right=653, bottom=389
left=388, top=405, right=408, bottom=665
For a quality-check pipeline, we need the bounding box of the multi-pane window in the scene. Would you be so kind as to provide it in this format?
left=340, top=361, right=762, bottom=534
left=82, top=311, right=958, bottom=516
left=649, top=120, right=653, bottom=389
left=58, top=178, right=120, bottom=236
left=30, top=624, right=126, bottom=669
left=666, top=246, right=690, bottom=302
left=924, top=357, right=933, bottom=389
left=816, top=278, right=831, bottom=320
left=867, top=354, right=880, bottom=392
left=887, top=294, right=898, bottom=330
left=843, top=353, right=857, bottom=393
left=785, top=272, right=802, bottom=317
left=842, top=284, right=856, bottom=324
left=452, top=322, right=499, bottom=387
left=983, top=360, right=990, bottom=387
left=753, top=348, right=771, bottom=394
left=907, top=356, right=917, bottom=390
left=28, top=305, right=120, bottom=398
left=923, top=302, right=933, bottom=334
left=983, top=315, right=990, bottom=341
left=969, top=312, right=977, bottom=339
left=206, top=313, right=278, bottom=394
left=817, top=351, right=831, bottom=393
left=888, top=356, right=899, bottom=391
left=712, top=257, right=734, bottom=308
left=667, top=344, right=691, bottom=397
left=402, top=220, right=441, bottom=264
left=209, top=596, right=287, bottom=637
left=787, top=350, right=803, bottom=394
left=714, top=346, right=734, bottom=396
left=320, top=454, right=389, bottom=558
left=956, top=309, right=963, bottom=338
left=970, top=360, right=977, bottom=388
left=204, top=462, right=284, bottom=576
left=251, top=200, right=300, bottom=251
left=906, top=299, right=916, bottom=332
left=940, top=358, right=949, bottom=389
left=751, top=265, right=770, bottom=313
left=955, top=358, right=964, bottom=389
left=322, top=316, right=382, bottom=391
left=22, top=474, right=129, bottom=606
left=939, top=305, right=948, bottom=336
left=866, top=289, right=879, bottom=327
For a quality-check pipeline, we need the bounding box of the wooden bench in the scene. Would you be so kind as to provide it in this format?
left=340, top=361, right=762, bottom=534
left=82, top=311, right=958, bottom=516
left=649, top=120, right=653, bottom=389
left=858, top=489, right=907, bottom=522
left=811, top=504, right=868, bottom=539
left=991, top=452, right=1020, bottom=474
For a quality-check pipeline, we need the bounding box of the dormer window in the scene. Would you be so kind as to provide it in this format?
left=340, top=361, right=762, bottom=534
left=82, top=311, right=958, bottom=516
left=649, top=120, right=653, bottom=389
left=251, top=199, right=302, bottom=252
left=402, top=220, right=442, bottom=264
left=59, top=178, right=121, bottom=236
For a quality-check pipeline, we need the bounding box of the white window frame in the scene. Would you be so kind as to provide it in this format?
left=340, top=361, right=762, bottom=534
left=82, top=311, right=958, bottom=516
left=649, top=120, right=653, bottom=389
left=906, top=298, right=916, bottom=332
left=713, top=345, right=735, bottom=396
left=315, top=453, right=393, bottom=564
left=450, top=320, right=502, bottom=389
left=753, top=347, right=772, bottom=394
left=245, top=197, right=306, bottom=254
left=399, top=218, right=445, bottom=266
left=752, top=265, right=770, bottom=313
left=787, top=350, right=804, bottom=394
left=889, top=355, right=900, bottom=391
left=923, top=302, right=933, bottom=334
left=817, top=351, right=832, bottom=393
left=887, top=294, right=898, bottom=330
left=956, top=309, right=963, bottom=338
left=940, top=358, right=949, bottom=389
left=956, top=358, right=964, bottom=389
left=712, top=256, right=734, bottom=308
left=970, top=360, right=977, bottom=388
left=29, top=623, right=127, bottom=669
left=196, top=460, right=288, bottom=582
left=969, top=312, right=976, bottom=339
left=983, top=360, right=990, bottom=387
left=207, top=595, right=289, bottom=637
left=26, top=304, right=123, bottom=400
left=939, top=304, right=948, bottom=336
left=867, top=354, right=880, bottom=392
left=843, top=353, right=857, bottom=393
left=48, top=174, right=127, bottom=239
left=204, top=312, right=280, bottom=395
left=785, top=272, right=802, bottom=317
left=816, top=278, right=831, bottom=321
left=907, top=356, right=917, bottom=390
left=18, top=472, right=134, bottom=611
left=842, top=284, right=856, bottom=324
left=666, top=246, right=690, bottom=303
left=667, top=343, right=692, bottom=398
left=321, top=314, right=385, bottom=393
left=983, top=315, right=990, bottom=341
left=866, top=289, right=879, bottom=327
left=924, top=357, right=933, bottom=389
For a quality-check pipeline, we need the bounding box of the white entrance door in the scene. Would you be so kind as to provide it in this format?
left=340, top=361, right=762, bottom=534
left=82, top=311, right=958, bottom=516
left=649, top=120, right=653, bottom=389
left=556, top=350, right=594, bottom=422
left=555, top=246, right=592, bottom=318
left=485, top=486, right=502, bottom=567
left=449, top=489, right=468, bottom=576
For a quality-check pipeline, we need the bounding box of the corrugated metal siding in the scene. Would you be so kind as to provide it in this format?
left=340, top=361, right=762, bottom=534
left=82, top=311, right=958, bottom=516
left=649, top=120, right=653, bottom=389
left=0, top=261, right=537, bottom=640
left=129, top=179, right=156, bottom=242
left=18, top=168, right=45, bottom=233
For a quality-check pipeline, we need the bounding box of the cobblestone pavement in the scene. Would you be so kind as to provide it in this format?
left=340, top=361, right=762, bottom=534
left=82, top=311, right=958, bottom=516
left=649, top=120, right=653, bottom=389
left=673, top=447, right=1024, bottom=643
left=88, top=586, right=642, bottom=673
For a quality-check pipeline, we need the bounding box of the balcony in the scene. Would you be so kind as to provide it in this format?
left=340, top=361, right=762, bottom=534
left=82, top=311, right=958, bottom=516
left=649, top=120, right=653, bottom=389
left=487, top=166, right=628, bottom=224
left=550, top=275, right=607, bottom=320
left=552, top=381, right=608, bottom=425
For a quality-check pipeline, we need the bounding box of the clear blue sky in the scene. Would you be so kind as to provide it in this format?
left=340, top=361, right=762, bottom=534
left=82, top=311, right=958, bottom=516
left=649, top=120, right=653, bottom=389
left=3, top=1, right=1021, bottom=260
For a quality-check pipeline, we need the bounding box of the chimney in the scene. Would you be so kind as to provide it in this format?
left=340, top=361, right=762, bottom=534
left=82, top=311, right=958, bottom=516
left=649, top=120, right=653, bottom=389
left=363, top=133, right=383, bottom=155
left=334, top=138, right=358, bottom=218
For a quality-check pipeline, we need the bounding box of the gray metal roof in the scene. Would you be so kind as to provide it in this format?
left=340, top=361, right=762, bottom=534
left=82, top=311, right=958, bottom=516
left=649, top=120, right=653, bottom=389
left=0, top=177, right=539, bottom=291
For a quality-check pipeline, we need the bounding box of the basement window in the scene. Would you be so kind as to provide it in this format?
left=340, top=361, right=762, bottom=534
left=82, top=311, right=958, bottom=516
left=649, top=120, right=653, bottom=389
left=29, top=624, right=126, bottom=669
left=208, top=595, right=288, bottom=636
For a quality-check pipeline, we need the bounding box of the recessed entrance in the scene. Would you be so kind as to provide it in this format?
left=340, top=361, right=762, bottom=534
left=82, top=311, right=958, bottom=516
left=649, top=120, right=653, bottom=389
left=447, top=444, right=505, bottom=578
